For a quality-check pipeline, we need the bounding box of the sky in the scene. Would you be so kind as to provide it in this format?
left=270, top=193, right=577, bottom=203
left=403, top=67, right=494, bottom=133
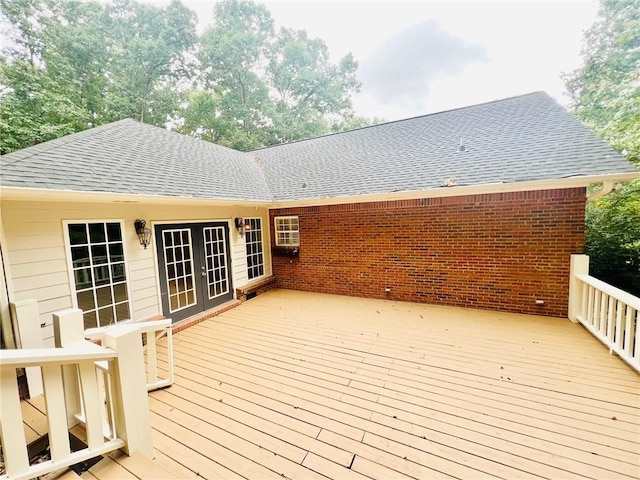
left=146, top=1, right=598, bottom=121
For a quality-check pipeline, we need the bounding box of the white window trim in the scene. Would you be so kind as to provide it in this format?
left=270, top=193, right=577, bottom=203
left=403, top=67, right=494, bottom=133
left=274, top=216, right=300, bottom=247
left=245, top=217, right=265, bottom=280
left=63, top=219, right=134, bottom=328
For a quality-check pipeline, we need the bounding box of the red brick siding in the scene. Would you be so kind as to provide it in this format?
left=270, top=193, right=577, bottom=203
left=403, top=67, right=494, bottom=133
left=269, top=188, right=585, bottom=317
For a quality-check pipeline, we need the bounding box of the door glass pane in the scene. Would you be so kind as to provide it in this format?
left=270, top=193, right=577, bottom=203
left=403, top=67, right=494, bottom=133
left=170, top=294, right=179, bottom=311
left=162, top=228, right=196, bottom=313
left=203, top=227, right=229, bottom=299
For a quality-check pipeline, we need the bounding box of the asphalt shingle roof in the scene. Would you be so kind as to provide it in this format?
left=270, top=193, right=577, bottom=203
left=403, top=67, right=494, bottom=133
left=1, top=92, right=637, bottom=202
left=254, top=92, right=638, bottom=201
left=0, top=119, right=273, bottom=201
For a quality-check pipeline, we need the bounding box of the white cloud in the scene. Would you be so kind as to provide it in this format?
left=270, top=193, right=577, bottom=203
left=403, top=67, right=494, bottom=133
left=359, top=20, right=488, bottom=113
left=146, top=0, right=600, bottom=120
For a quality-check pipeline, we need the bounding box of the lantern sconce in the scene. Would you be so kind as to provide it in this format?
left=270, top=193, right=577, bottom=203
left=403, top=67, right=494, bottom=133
left=234, top=217, right=252, bottom=237
left=134, top=219, right=152, bottom=249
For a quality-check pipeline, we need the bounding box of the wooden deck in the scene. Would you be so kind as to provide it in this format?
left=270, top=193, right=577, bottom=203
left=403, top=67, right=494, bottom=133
left=22, top=289, right=640, bottom=479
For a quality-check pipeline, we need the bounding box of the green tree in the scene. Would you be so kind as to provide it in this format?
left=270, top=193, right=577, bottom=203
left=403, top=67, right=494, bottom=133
left=0, top=0, right=197, bottom=153
left=103, top=0, right=197, bottom=124
left=0, top=0, right=97, bottom=153
left=585, top=183, right=640, bottom=295
left=182, top=0, right=363, bottom=150
left=564, top=0, right=640, bottom=295
left=267, top=28, right=361, bottom=143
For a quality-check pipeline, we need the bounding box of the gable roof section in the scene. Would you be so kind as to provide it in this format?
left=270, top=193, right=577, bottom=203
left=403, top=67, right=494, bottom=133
left=0, top=119, right=272, bottom=202
left=1, top=92, right=637, bottom=205
left=254, top=92, right=638, bottom=202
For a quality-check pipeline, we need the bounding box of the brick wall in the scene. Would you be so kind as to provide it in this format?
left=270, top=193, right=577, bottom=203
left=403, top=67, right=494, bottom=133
left=269, top=188, right=586, bottom=317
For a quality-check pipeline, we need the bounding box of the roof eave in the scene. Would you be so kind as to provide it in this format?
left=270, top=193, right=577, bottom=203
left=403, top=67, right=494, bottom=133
left=0, top=187, right=272, bottom=207
left=268, top=172, right=640, bottom=209
left=2, top=172, right=638, bottom=209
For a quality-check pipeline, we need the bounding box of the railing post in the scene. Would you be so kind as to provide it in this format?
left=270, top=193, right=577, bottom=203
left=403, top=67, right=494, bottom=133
left=53, top=308, right=85, bottom=427
left=103, top=325, right=154, bottom=458
left=10, top=298, right=44, bottom=397
left=568, top=254, right=589, bottom=323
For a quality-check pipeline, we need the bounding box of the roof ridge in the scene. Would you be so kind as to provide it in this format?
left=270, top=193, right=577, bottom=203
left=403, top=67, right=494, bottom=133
left=251, top=91, right=549, bottom=152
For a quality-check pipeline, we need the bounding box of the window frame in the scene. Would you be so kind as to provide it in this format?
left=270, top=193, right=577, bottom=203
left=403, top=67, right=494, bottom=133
left=63, top=219, right=134, bottom=329
left=274, top=216, right=300, bottom=247
left=244, top=217, right=265, bottom=280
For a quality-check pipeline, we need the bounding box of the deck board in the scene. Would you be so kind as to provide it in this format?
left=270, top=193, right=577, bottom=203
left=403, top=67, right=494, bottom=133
left=151, top=290, right=639, bottom=479
left=20, top=289, right=640, bottom=479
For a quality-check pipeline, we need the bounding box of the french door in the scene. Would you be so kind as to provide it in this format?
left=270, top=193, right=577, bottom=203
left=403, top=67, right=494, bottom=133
left=155, top=222, right=233, bottom=323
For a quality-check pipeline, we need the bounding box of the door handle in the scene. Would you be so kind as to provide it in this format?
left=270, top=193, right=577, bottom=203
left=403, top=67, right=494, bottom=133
left=201, top=265, right=206, bottom=277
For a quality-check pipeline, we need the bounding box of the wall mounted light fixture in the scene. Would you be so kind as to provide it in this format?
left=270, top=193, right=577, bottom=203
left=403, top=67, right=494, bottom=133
left=134, top=219, right=152, bottom=249
left=234, top=217, right=252, bottom=237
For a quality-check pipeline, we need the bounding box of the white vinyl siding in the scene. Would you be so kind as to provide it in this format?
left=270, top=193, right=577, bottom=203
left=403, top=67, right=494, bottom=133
left=2, top=201, right=272, bottom=345
left=274, top=216, right=299, bottom=247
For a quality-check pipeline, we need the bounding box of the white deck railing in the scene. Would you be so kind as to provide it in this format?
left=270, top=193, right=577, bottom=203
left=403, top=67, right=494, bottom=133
left=85, top=318, right=174, bottom=391
left=0, top=309, right=153, bottom=480
left=569, top=254, right=640, bottom=373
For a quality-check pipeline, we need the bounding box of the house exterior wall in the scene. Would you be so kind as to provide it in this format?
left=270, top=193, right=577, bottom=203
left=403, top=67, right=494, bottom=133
left=269, top=188, right=586, bottom=317
left=1, top=200, right=271, bottom=346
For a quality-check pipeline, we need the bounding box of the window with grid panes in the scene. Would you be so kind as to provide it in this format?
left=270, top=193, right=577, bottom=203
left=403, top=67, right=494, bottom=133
left=245, top=218, right=264, bottom=280
left=274, top=216, right=299, bottom=246
left=66, top=222, right=131, bottom=329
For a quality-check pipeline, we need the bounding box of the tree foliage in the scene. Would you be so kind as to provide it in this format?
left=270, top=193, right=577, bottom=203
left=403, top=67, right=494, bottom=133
left=178, top=0, right=363, bottom=150
left=0, top=0, right=197, bottom=154
left=0, top=0, right=371, bottom=154
left=564, top=0, right=640, bottom=295
left=585, top=182, right=640, bottom=295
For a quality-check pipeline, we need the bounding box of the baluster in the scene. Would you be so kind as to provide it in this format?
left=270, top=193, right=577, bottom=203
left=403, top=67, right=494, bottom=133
left=0, top=367, right=30, bottom=476
left=633, top=309, right=639, bottom=360
left=147, top=330, right=158, bottom=387
left=615, top=301, right=624, bottom=349
left=623, top=306, right=634, bottom=356
left=78, top=361, right=105, bottom=449
left=599, top=293, right=608, bottom=335
left=587, top=285, right=595, bottom=325
left=593, top=289, right=602, bottom=331
left=42, top=364, right=71, bottom=462
left=580, top=282, right=588, bottom=321
left=606, top=297, right=616, bottom=347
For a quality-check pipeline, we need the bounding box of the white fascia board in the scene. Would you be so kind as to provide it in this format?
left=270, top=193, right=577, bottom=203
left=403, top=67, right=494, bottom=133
left=0, top=187, right=271, bottom=207
left=268, top=172, right=640, bottom=209
left=2, top=171, right=638, bottom=209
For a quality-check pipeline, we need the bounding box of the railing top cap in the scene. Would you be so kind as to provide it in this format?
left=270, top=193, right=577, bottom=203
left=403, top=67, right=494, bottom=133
left=0, top=342, right=116, bottom=368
